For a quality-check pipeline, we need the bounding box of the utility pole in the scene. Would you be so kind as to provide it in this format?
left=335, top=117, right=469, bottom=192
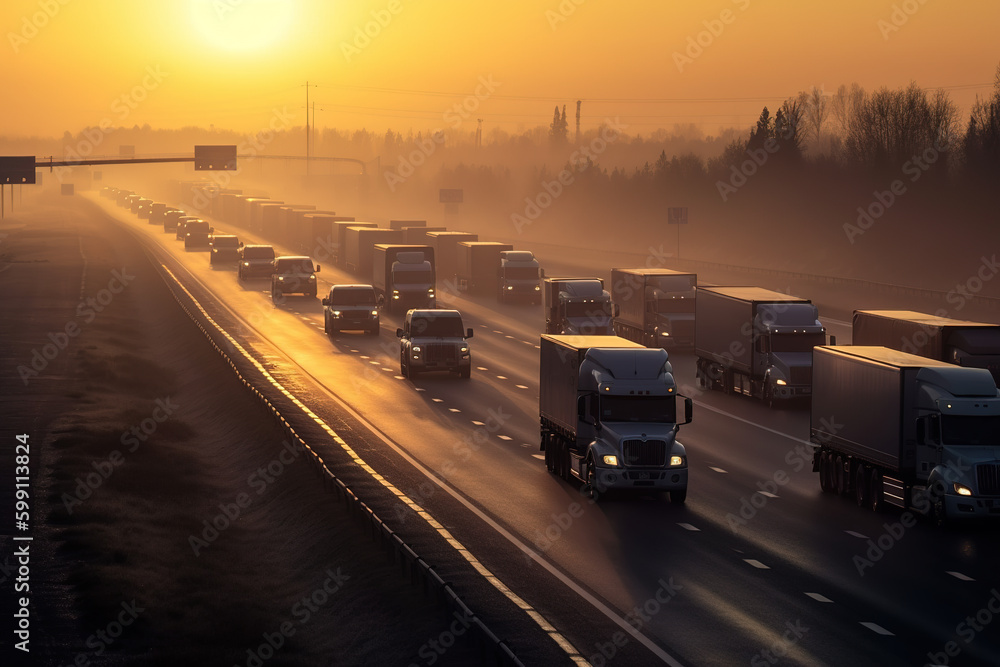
left=475, top=119, right=483, bottom=148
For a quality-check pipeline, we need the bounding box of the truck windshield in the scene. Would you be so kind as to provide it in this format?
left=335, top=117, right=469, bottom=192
left=411, top=316, right=463, bottom=337
left=566, top=302, right=611, bottom=318
left=942, top=415, right=1000, bottom=446
left=770, top=333, right=825, bottom=353
left=275, top=259, right=314, bottom=274
left=243, top=247, right=274, bottom=260
left=504, top=267, right=538, bottom=280
left=333, top=290, right=375, bottom=306
left=392, top=268, right=432, bottom=285
left=600, top=396, right=675, bottom=423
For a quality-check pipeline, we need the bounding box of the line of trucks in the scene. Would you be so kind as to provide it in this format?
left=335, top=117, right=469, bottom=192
left=147, top=182, right=1000, bottom=522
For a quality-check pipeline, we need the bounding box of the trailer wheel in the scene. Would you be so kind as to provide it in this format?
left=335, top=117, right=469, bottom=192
left=868, top=470, right=883, bottom=512
left=543, top=436, right=555, bottom=473
left=560, top=442, right=571, bottom=481
left=854, top=466, right=870, bottom=507
left=819, top=452, right=835, bottom=493
left=834, top=455, right=848, bottom=496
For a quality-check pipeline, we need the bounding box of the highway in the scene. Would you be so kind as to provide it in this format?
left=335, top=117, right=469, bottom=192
left=88, top=190, right=1000, bottom=666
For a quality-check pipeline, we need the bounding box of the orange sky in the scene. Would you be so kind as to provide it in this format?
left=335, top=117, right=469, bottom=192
left=2, top=0, right=998, bottom=138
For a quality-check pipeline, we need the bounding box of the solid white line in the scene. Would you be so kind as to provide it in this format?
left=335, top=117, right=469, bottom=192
left=804, top=592, right=833, bottom=603
left=860, top=622, right=893, bottom=636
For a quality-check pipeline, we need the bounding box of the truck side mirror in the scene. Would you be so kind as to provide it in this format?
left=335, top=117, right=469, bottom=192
left=396, top=327, right=404, bottom=338
left=315, top=265, right=321, bottom=273
left=829, top=334, right=837, bottom=346
left=466, top=328, right=474, bottom=339
left=321, top=297, right=330, bottom=306
left=682, top=396, right=693, bottom=425
left=210, top=226, right=214, bottom=233
left=613, top=304, right=620, bottom=318
left=239, top=241, right=244, bottom=247
left=577, top=395, right=592, bottom=424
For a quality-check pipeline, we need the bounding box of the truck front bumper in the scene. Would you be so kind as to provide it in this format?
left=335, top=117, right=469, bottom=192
left=774, top=384, right=811, bottom=399
left=945, top=494, right=1000, bottom=519
left=595, top=466, right=687, bottom=492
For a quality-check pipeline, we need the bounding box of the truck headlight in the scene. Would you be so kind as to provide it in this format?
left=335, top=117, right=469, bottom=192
left=954, top=483, right=973, bottom=496
left=661, top=332, right=670, bottom=336
left=534, top=285, right=540, bottom=291
left=371, top=310, right=378, bottom=316
left=506, top=285, right=514, bottom=290
left=427, top=288, right=435, bottom=296
left=412, top=346, right=421, bottom=352
left=332, top=310, right=341, bottom=317
left=277, top=276, right=285, bottom=281
left=242, top=261, right=250, bottom=266
left=670, top=455, right=684, bottom=467
left=602, top=455, right=618, bottom=466
left=392, top=290, right=400, bottom=296
left=775, top=379, right=787, bottom=386
left=460, top=345, right=468, bottom=353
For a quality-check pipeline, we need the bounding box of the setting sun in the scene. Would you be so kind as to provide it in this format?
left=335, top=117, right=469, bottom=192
left=189, top=0, right=297, bottom=54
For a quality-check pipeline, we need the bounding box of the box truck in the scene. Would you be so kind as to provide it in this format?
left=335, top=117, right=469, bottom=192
left=455, top=242, right=514, bottom=296
left=611, top=268, right=696, bottom=349
left=373, top=244, right=436, bottom=313
left=543, top=278, right=614, bottom=335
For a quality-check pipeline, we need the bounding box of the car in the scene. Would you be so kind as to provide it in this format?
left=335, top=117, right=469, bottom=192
left=147, top=202, right=168, bottom=224
left=163, top=209, right=185, bottom=231
left=183, top=221, right=214, bottom=249
left=123, top=193, right=141, bottom=209
left=209, top=235, right=241, bottom=265
left=175, top=216, right=202, bottom=240
left=271, top=256, right=320, bottom=300
left=396, top=309, right=473, bottom=379
left=132, top=197, right=152, bottom=214
left=238, top=244, right=276, bottom=280
left=322, top=285, right=379, bottom=336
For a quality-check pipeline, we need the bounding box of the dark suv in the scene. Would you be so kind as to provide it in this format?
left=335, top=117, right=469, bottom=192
left=238, top=245, right=276, bottom=280
left=322, top=284, right=379, bottom=336
left=183, top=221, right=214, bottom=249
left=396, top=309, right=473, bottom=379
left=209, top=235, right=241, bottom=265
left=271, top=256, right=320, bottom=300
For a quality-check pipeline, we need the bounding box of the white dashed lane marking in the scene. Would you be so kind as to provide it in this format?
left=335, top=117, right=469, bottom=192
left=498, top=435, right=512, bottom=441
left=845, top=531, right=868, bottom=539
left=677, top=523, right=700, bottom=532
left=947, top=571, right=975, bottom=581
left=860, top=622, right=893, bottom=636
left=804, top=592, right=833, bottom=603
left=744, top=559, right=769, bottom=570
left=709, top=467, right=728, bottom=474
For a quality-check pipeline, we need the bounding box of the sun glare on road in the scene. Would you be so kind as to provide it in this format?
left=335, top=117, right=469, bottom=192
left=190, top=0, right=296, bottom=53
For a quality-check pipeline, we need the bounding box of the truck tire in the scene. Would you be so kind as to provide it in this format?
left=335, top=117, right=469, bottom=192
left=460, top=366, right=471, bottom=379
left=559, top=441, right=571, bottom=481
left=669, top=488, right=687, bottom=505
left=323, top=314, right=329, bottom=335
left=868, top=470, right=883, bottom=512
left=543, top=435, right=555, bottom=473
left=819, top=452, right=835, bottom=493
left=834, top=455, right=848, bottom=496
left=854, top=466, right=869, bottom=507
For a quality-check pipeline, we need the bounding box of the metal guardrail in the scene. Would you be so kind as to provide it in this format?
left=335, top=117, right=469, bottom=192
left=149, top=244, right=523, bottom=666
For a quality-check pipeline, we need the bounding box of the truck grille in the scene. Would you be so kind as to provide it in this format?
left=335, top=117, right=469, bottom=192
left=622, top=440, right=666, bottom=467
left=977, top=464, right=1000, bottom=496
left=789, top=366, right=812, bottom=386
left=425, top=343, right=457, bottom=363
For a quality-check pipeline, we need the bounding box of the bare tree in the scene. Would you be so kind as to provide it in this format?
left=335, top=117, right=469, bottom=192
left=796, top=86, right=830, bottom=144
left=829, top=83, right=865, bottom=135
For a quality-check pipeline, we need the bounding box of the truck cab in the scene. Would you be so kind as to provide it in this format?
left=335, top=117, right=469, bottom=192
left=396, top=309, right=473, bottom=379
left=751, top=302, right=826, bottom=399
left=323, top=284, right=379, bottom=336
left=544, top=278, right=615, bottom=335
left=540, top=336, right=693, bottom=503
left=498, top=250, right=541, bottom=304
